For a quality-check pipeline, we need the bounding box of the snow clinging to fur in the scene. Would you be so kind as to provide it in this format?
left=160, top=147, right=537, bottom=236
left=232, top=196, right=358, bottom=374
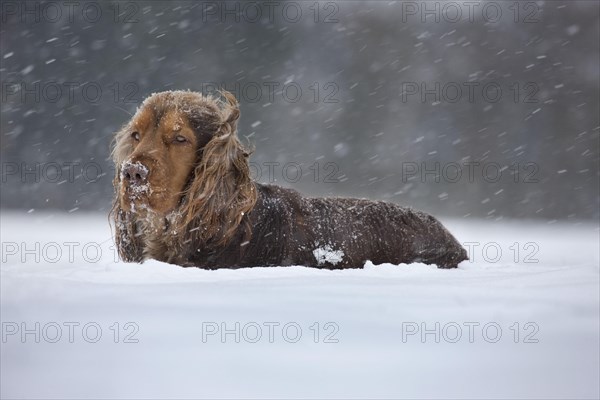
left=313, top=245, right=344, bottom=266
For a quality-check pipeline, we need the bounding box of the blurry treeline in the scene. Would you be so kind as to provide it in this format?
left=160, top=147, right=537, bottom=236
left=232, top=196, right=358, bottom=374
left=1, top=1, right=598, bottom=220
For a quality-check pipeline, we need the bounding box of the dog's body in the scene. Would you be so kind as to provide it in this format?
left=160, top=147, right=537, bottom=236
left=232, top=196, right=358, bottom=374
left=111, top=90, right=468, bottom=269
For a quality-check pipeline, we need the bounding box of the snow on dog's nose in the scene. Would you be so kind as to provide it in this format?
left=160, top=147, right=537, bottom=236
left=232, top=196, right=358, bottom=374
left=121, top=161, right=149, bottom=187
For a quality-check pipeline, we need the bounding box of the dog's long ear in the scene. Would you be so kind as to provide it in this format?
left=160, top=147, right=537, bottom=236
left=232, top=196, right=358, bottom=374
left=109, top=125, right=144, bottom=262
left=177, top=91, right=257, bottom=247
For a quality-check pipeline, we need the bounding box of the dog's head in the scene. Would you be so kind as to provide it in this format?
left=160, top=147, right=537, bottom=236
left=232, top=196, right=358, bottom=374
left=111, top=90, right=257, bottom=261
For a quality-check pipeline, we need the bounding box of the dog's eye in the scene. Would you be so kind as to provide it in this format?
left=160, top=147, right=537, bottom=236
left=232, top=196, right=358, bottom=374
left=131, top=132, right=140, bottom=141
left=174, top=135, right=187, bottom=143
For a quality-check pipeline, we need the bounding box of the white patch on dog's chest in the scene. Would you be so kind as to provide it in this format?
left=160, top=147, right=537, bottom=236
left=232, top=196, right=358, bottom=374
left=313, top=245, right=344, bottom=266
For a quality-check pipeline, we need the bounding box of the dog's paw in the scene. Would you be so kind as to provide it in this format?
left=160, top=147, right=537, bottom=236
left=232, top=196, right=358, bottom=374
left=437, top=264, right=458, bottom=269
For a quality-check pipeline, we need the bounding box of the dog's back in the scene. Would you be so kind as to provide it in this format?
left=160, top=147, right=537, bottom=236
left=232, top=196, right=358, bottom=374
left=187, top=183, right=468, bottom=269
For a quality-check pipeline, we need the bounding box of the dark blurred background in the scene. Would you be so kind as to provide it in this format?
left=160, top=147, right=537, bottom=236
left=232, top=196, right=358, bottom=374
left=1, top=1, right=598, bottom=220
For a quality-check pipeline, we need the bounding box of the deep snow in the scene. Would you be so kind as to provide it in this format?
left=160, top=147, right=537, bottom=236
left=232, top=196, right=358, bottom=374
left=1, top=212, right=599, bottom=399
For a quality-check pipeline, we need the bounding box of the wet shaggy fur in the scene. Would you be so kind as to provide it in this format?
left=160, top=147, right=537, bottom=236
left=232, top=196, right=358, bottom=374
left=111, top=90, right=468, bottom=269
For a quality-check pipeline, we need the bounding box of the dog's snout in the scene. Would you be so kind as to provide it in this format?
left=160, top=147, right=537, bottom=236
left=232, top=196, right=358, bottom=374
left=122, top=161, right=149, bottom=186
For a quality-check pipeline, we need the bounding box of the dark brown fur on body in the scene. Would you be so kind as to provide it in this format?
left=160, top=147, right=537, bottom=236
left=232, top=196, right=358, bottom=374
left=111, top=90, right=468, bottom=269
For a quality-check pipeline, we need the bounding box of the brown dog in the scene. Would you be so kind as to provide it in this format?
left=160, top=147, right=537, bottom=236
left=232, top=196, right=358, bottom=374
left=111, top=90, right=468, bottom=269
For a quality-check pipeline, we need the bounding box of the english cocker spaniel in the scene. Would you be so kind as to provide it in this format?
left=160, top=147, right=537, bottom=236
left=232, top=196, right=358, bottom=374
left=111, top=91, right=468, bottom=269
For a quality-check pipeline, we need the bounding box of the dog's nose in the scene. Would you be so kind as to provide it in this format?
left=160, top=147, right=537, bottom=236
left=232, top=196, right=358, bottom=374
left=122, top=161, right=149, bottom=186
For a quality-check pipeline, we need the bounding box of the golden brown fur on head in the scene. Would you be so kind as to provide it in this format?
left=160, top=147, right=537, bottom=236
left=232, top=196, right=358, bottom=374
left=110, top=90, right=257, bottom=263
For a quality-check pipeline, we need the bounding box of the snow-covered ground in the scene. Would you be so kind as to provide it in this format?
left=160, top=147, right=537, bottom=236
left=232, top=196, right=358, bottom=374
left=1, top=211, right=598, bottom=399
